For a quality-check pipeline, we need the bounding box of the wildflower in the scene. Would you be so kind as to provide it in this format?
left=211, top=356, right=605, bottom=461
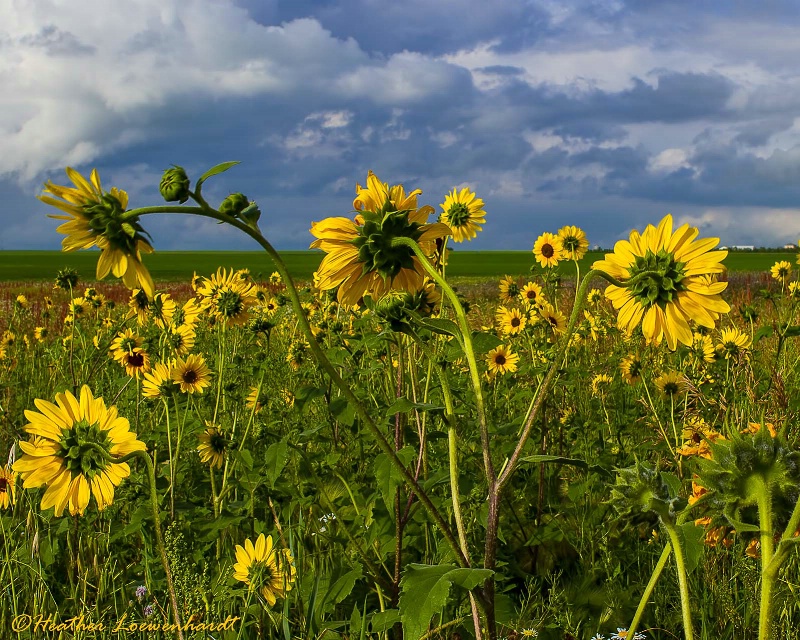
left=0, top=465, right=16, bottom=509
left=788, top=281, right=800, bottom=299
left=142, top=362, right=176, bottom=399
left=119, top=348, right=151, bottom=378
left=592, top=214, right=729, bottom=350
left=486, top=345, right=519, bottom=375
left=587, top=288, right=603, bottom=304
left=165, top=324, right=196, bottom=357
left=310, top=171, right=450, bottom=306
left=287, top=338, right=309, bottom=370
left=269, top=271, right=282, bottom=285
left=496, top=306, right=527, bottom=336
left=532, top=232, right=564, bottom=268
left=557, top=225, right=589, bottom=260
left=591, top=373, right=613, bottom=398
left=143, top=604, right=154, bottom=618
left=654, top=370, right=687, bottom=399
left=110, top=329, right=143, bottom=364
left=128, top=289, right=151, bottom=325
left=197, top=424, right=229, bottom=469
left=246, top=386, right=268, bottom=413
left=135, top=585, right=147, bottom=601
left=15, top=294, right=28, bottom=310
left=54, top=268, right=79, bottom=291
left=520, top=281, right=544, bottom=307
left=439, top=186, right=486, bottom=242
left=172, top=297, right=202, bottom=329
left=691, top=332, right=716, bottom=364
left=677, top=417, right=724, bottom=459
left=41, top=167, right=154, bottom=296
left=716, top=327, right=751, bottom=359
left=149, top=292, right=176, bottom=329
left=538, top=302, right=567, bottom=334
left=198, top=268, right=258, bottom=325
left=520, top=631, right=538, bottom=638
left=171, top=354, right=212, bottom=394
left=498, top=276, right=521, bottom=304
left=233, top=533, right=297, bottom=606
left=770, top=260, right=792, bottom=283
left=12, top=386, right=146, bottom=516
left=34, top=327, right=49, bottom=343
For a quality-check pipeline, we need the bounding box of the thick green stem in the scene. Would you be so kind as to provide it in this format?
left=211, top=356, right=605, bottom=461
left=663, top=523, right=694, bottom=640
left=628, top=542, right=672, bottom=637
left=131, top=207, right=467, bottom=566
left=756, top=479, right=775, bottom=640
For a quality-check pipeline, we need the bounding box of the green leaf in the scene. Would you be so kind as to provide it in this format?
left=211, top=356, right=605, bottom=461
left=677, top=522, right=706, bottom=574
left=370, top=610, right=401, bottom=633
left=398, top=564, right=493, bottom=640
left=195, top=161, right=240, bottom=194
left=420, top=317, right=461, bottom=338
left=783, top=325, right=800, bottom=338
left=330, top=396, right=356, bottom=427
left=232, top=448, right=254, bottom=471
left=374, top=446, right=416, bottom=511
left=660, top=472, right=682, bottom=499
left=754, top=326, right=774, bottom=342
left=384, top=396, right=445, bottom=418
left=470, top=331, right=503, bottom=355
left=520, top=454, right=612, bottom=478
left=265, top=440, right=288, bottom=488
left=295, top=385, right=327, bottom=412
left=320, top=568, right=362, bottom=613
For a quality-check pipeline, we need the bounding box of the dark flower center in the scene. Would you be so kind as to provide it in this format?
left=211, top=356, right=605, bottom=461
left=0, top=477, right=7, bottom=492
left=541, top=244, right=555, bottom=258
left=511, top=317, right=521, bottom=327
left=183, top=369, right=199, bottom=384
left=494, top=355, right=506, bottom=365
left=127, top=352, right=145, bottom=368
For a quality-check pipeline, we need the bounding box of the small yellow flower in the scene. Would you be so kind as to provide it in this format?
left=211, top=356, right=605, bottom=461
left=439, top=186, right=486, bottom=242
left=557, top=225, right=589, bottom=260
left=532, top=232, right=564, bottom=268
left=172, top=354, right=212, bottom=394
left=654, top=370, right=687, bottom=399
left=486, top=344, right=519, bottom=375
left=233, top=534, right=297, bottom=606
left=770, top=260, right=792, bottom=283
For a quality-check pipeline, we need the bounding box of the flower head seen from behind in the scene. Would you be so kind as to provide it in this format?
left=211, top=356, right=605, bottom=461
left=0, top=465, right=16, bottom=509
left=592, top=214, right=729, bottom=350
left=439, top=186, right=486, bottom=242
left=498, top=276, right=521, bottom=304
left=770, top=260, right=792, bottom=283
left=310, top=171, right=451, bottom=306
left=558, top=225, right=589, bottom=260
left=716, top=327, right=751, bottom=360
left=197, top=424, right=229, bottom=469
left=233, top=533, right=296, bottom=606
left=13, top=386, right=146, bottom=516
left=41, top=168, right=155, bottom=297
left=654, top=370, right=688, bottom=399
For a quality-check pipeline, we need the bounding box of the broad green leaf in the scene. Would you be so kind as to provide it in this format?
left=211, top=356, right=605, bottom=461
left=374, top=446, right=416, bottom=511
left=384, top=396, right=444, bottom=418
left=754, top=326, right=774, bottom=342
left=784, top=325, right=800, bottom=338
left=265, top=440, right=288, bottom=488
left=398, top=564, right=493, bottom=640
left=420, top=317, right=461, bottom=338
left=320, top=568, right=362, bottom=613
left=520, top=454, right=612, bottom=478
left=195, top=161, right=240, bottom=194
left=295, top=385, right=327, bottom=412
left=330, top=396, right=356, bottom=427
left=370, top=609, right=401, bottom=633
left=677, top=522, right=706, bottom=573
left=470, top=331, right=503, bottom=355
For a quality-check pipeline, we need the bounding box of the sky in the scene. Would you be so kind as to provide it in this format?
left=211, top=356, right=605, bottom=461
left=3, top=0, right=800, bottom=252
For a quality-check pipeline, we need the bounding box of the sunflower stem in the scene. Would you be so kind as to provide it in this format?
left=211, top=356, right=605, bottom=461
left=627, top=541, right=672, bottom=638
left=756, top=478, right=775, bottom=640
left=662, top=521, right=694, bottom=640
left=131, top=206, right=468, bottom=567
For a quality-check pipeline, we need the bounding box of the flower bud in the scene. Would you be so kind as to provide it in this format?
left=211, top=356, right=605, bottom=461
left=159, top=166, right=191, bottom=203
left=219, top=193, right=249, bottom=216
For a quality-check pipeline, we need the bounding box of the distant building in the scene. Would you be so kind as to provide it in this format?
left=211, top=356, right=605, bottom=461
left=719, top=245, right=754, bottom=251
left=784, top=244, right=798, bottom=250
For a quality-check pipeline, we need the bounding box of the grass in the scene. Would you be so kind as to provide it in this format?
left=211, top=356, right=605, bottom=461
left=0, top=250, right=796, bottom=282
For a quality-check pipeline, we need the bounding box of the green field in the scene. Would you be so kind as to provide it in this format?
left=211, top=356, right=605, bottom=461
left=0, top=250, right=795, bottom=282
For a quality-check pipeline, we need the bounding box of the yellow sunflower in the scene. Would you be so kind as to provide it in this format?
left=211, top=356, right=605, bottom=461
left=439, top=186, right=486, bottom=242
left=198, top=268, right=258, bottom=325
left=128, top=289, right=151, bottom=325
left=716, top=327, right=751, bottom=359
left=654, top=371, right=688, bottom=399
left=197, top=424, right=229, bottom=469
left=142, top=361, right=176, bottom=399
left=41, top=167, right=155, bottom=297
left=119, top=348, right=151, bottom=378
left=246, top=386, right=269, bottom=413
left=110, top=329, right=143, bottom=364
left=149, top=293, right=176, bottom=329
left=532, top=233, right=564, bottom=268
left=486, top=344, right=519, bottom=375
left=691, top=332, right=716, bottom=364
left=12, top=386, right=146, bottom=516
left=310, top=171, right=451, bottom=306
left=538, top=302, right=567, bottom=334
left=496, top=306, right=527, bottom=335
left=592, top=214, right=730, bottom=350
left=172, top=297, right=202, bottom=329
left=557, top=225, right=589, bottom=260
left=164, top=324, right=196, bottom=357
left=498, top=275, right=521, bottom=304
left=770, top=260, right=792, bottom=283
left=0, top=465, right=16, bottom=509
left=171, top=354, right=212, bottom=394
left=520, top=281, right=544, bottom=307
left=233, top=533, right=297, bottom=606
left=590, top=373, right=613, bottom=398
left=619, top=354, right=643, bottom=385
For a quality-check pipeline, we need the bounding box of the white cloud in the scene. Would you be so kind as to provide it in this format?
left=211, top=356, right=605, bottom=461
left=648, top=148, right=691, bottom=173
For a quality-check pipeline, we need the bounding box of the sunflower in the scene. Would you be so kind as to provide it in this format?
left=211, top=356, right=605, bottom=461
left=520, top=282, right=544, bottom=307
left=770, top=260, right=792, bottom=283
left=198, top=268, right=258, bottom=325
left=557, top=225, right=589, bottom=260
left=171, top=354, right=212, bottom=394
left=691, top=332, right=716, bottom=364
left=677, top=417, right=724, bottom=459
left=592, top=214, right=730, bottom=350
left=286, top=338, right=309, bottom=370
left=172, top=297, right=202, bottom=329
left=34, top=327, right=48, bottom=342
left=654, top=371, right=687, bottom=399
left=587, top=288, right=603, bottom=304
left=128, top=289, right=151, bottom=325
left=439, top=187, right=486, bottom=242
left=1, top=331, right=16, bottom=349
left=716, top=327, right=751, bottom=360
left=532, top=233, right=564, bottom=268
left=233, top=533, right=297, bottom=606
left=67, top=298, right=89, bottom=322
left=269, top=271, right=282, bottom=285
left=142, top=361, right=176, bottom=399
left=496, top=306, right=527, bottom=336
left=538, top=302, right=567, bottom=334
left=41, top=167, right=154, bottom=297
left=165, top=324, right=196, bottom=357
left=619, top=354, right=643, bottom=385
left=246, top=386, right=269, bottom=413
left=110, top=329, right=143, bottom=364
left=498, top=276, right=521, bottom=304
left=310, top=171, right=451, bottom=306
left=119, top=348, right=151, bottom=378
left=12, top=386, right=146, bottom=516
left=197, top=424, right=229, bottom=469
left=15, top=294, right=28, bottom=310
left=0, top=465, right=16, bottom=509
left=788, top=281, right=800, bottom=299
left=149, top=293, right=176, bottom=329
left=591, top=373, right=613, bottom=398
left=486, top=345, right=519, bottom=375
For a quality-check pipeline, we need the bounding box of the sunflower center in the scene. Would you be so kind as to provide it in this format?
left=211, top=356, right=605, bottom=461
left=663, top=382, right=679, bottom=396
left=216, top=289, right=245, bottom=318
left=127, top=352, right=146, bottom=368
left=541, top=243, right=555, bottom=259
left=0, top=477, right=7, bottom=492
left=494, top=355, right=506, bottom=365
left=446, top=203, right=471, bottom=228
left=627, top=249, right=686, bottom=307
left=59, top=419, right=112, bottom=479
left=183, top=369, right=199, bottom=384
left=210, top=432, right=228, bottom=454
left=351, top=210, right=423, bottom=279
left=511, top=317, right=521, bottom=327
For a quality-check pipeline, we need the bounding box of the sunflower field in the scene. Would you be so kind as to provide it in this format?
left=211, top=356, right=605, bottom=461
left=1, top=163, right=800, bottom=640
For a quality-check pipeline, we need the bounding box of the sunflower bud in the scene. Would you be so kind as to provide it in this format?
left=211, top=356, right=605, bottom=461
left=611, top=461, right=686, bottom=524
left=159, top=166, right=191, bottom=203
left=219, top=193, right=250, bottom=217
